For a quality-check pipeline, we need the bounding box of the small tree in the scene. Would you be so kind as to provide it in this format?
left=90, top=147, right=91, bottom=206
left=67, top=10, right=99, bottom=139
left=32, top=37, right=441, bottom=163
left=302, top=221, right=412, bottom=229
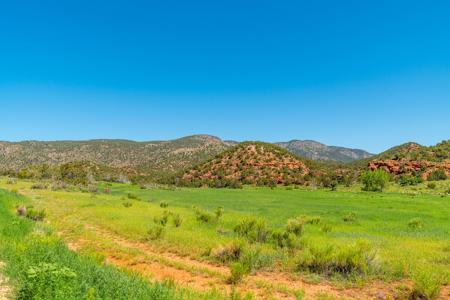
left=361, top=169, right=390, bottom=192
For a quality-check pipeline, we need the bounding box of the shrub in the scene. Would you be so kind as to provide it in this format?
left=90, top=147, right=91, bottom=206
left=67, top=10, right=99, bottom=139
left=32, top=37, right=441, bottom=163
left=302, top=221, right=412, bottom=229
left=399, top=175, right=423, bottom=186
left=18, top=263, right=77, bottom=300
left=361, top=169, right=390, bottom=192
left=195, top=208, right=215, bottom=223
left=215, top=206, right=224, bottom=220
left=127, top=193, right=140, bottom=200
left=427, top=182, right=437, bottom=189
left=239, top=247, right=275, bottom=273
left=410, top=268, right=442, bottom=300
left=343, top=212, right=357, bottom=222
left=172, top=214, right=182, bottom=228
left=234, top=218, right=270, bottom=243
left=285, top=218, right=304, bottom=236
left=330, top=180, right=338, bottom=191
left=88, top=185, right=98, bottom=194
left=146, top=225, right=165, bottom=240
left=304, top=216, right=321, bottom=225
left=160, top=201, right=169, bottom=208
left=26, top=208, right=46, bottom=221
left=408, top=218, right=423, bottom=230
left=271, top=230, right=298, bottom=249
left=427, top=169, right=447, bottom=181
left=228, top=262, right=248, bottom=284
left=211, top=240, right=244, bottom=263
left=321, top=224, right=333, bottom=233
left=154, top=212, right=169, bottom=226
left=122, top=201, right=133, bottom=208
left=16, top=206, right=27, bottom=217
left=296, top=240, right=376, bottom=277
left=31, top=183, right=47, bottom=190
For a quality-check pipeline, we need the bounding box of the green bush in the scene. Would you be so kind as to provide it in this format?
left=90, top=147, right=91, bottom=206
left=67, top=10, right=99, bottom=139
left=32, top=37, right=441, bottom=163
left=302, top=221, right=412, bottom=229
left=320, top=224, right=333, bottom=233
left=172, top=214, right=183, bottom=228
left=427, top=182, right=437, bottom=189
left=211, top=240, right=244, bottom=263
left=234, top=218, right=270, bottom=243
left=410, top=268, right=442, bottom=300
left=154, top=212, right=169, bottom=226
left=215, top=206, right=224, bottom=220
left=19, top=262, right=77, bottom=299
left=228, top=262, right=248, bottom=284
left=239, top=247, right=274, bottom=273
left=427, top=169, right=447, bottom=181
left=122, top=201, right=133, bottom=208
left=361, top=169, right=390, bottom=192
left=342, top=212, right=357, bottom=222
left=296, top=240, right=376, bottom=277
left=160, top=201, right=169, bottom=208
left=408, top=218, right=423, bottom=230
left=398, top=175, right=423, bottom=186
left=271, top=230, right=298, bottom=249
left=26, top=208, right=46, bottom=221
left=195, top=208, right=215, bottom=223
left=146, top=225, right=165, bottom=240
left=127, top=193, right=140, bottom=200
left=285, top=218, right=304, bottom=236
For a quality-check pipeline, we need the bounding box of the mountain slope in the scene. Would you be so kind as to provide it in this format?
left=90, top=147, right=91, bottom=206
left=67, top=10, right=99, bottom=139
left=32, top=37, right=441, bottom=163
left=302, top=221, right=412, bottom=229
left=276, top=140, right=373, bottom=162
left=366, top=140, right=450, bottom=179
left=0, top=135, right=233, bottom=178
left=180, top=142, right=311, bottom=187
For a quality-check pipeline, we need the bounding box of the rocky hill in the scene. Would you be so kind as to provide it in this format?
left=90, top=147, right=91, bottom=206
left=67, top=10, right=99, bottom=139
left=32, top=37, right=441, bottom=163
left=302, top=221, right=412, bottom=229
left=179, top=142, right=312, bottom=187
left=367, top=140, right=450, bottom=180
left=0, top=135, right=233, bottom=179
left=276, top=140, right=373, bottom=162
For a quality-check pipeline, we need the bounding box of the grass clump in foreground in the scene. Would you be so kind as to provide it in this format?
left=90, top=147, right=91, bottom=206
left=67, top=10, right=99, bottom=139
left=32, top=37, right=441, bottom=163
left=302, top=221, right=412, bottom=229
left=295, top=240, right=377, bottom=279
left=0, top=189, right=250, bottom=300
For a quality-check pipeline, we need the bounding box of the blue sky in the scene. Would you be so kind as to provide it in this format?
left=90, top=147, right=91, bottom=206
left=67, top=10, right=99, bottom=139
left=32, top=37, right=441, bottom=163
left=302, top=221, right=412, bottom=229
left=1, top=1, right=449, bottom=153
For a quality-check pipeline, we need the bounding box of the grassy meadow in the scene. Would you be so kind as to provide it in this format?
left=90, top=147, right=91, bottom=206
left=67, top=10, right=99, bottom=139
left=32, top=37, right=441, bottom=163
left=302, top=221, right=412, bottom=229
left=1, top=177, right=449, bottom=299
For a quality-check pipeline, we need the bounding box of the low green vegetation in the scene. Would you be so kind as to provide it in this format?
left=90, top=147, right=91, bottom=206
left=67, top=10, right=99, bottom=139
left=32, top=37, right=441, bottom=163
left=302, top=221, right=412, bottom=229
left=1, top=178, right=449, bottom=299
left=0, top=189, right=253, bottom=300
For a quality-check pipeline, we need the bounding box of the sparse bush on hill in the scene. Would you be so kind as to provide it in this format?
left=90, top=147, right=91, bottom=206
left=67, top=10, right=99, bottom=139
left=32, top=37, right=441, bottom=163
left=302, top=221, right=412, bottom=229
left=361, top=169, right=390, bottom=192
left=427, top=182, right=437, bottom=189
left=427, top=169, right=447, bottom=181
left=398, top=175, right=423, bottom=186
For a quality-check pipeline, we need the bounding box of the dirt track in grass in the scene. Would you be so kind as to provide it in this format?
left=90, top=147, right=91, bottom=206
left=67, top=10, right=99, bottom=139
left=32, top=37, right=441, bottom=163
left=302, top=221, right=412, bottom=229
left=62, top=223, right=430, bottom=300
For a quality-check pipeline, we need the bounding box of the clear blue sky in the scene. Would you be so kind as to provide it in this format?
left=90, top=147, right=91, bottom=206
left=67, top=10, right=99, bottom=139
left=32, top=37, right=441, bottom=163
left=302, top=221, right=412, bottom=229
left=1, top=1, right=449, bottom=153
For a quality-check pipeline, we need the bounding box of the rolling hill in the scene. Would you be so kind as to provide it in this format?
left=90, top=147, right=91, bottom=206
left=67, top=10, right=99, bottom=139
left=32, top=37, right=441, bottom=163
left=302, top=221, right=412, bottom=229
left=366, top=140, right=450, bottom=179
left=0, top=135, right=233, bottom=179
left=179, top=142, right=312, bottom=187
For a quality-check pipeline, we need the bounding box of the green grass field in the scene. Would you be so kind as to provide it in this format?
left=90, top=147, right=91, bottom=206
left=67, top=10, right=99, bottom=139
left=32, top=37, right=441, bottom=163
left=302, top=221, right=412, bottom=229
left=1, top=178, right=449, bottom=299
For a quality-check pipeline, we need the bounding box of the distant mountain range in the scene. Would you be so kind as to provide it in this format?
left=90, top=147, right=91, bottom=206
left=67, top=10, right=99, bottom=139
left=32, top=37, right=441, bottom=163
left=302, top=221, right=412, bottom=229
left=1, top=135, right=447, bottom=182
left=276, top=140, right=373, bottom=163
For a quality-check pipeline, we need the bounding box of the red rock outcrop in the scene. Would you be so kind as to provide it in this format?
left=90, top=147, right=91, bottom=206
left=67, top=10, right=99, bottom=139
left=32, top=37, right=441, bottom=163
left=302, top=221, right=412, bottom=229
left=368, top=159, right=450, bottom=180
